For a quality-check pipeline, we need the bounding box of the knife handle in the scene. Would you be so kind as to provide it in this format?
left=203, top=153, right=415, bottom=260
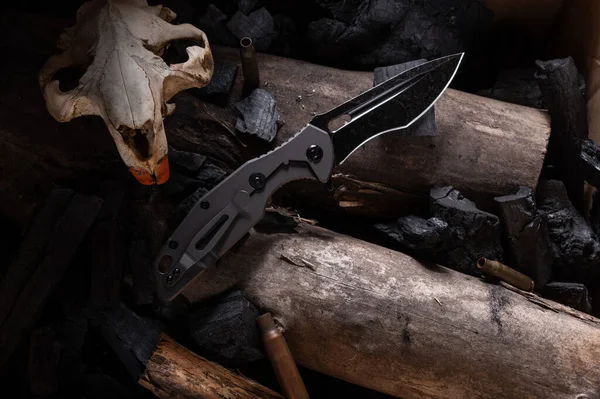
left=154, top=125, right=335, bottom=302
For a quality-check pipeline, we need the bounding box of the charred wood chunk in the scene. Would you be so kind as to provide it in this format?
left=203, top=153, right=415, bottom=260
left=374, top=215, right=449, bottom=258
left=128, top=235, right=155, bottom=306
left=0, top=187, right=74, bottom=327
left=195, top=4, right=239, bottom=47
left=227, top=8, right=275, bottom=51
left=234, top=88, right=282, bottom=142
left=306, top=0, right=493, bottom=68
left=494, top=187, right=553, bottom=289
left=189, top=290, right=264, bottom=366
left=541, top=282, right=592, bottom=314
left=28, top=317, right=88, bottom=396
left=255, top=208, right=299, bottom=234
left=168, top=145, right=207, bottom=175
left=374, top=58, right=437, bottom=137
left=270, top=14, right=299, bottom=57
left=237, top=0, right=258, bottom=14
left=430, top=186, right=504, bottom=276
left=535, top=57, right=588, bottom=212
left=580, top=138, right=600, bottom=188
left=90, top=181, right=128, bottom=309
left=477, top=68, right=545, bottom=109
left=536, top=180, right=600, bottom=283
left=190, top=59, right=238, bottom=100
left=90, top=302, right=164, bottom=381
left=0, top=193, right=103, bottom=370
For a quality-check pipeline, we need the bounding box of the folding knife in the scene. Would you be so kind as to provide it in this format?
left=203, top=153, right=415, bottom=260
left=154, top=52, right=464, bottom=301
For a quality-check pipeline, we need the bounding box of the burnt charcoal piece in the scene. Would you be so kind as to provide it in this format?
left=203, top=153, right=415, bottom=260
left=227, top=8, right=275, bottom=51
left=374, top=58, right=437, bottom=137
left=161, top=170, right=203, bottom=198
left=237, top=0, right=258, bottom=14
left=190, top=59, right=238, bottom=100
left=90, top=302, right=163, bottom=380
left=0, top=187, right=74, bottom=327
left=306, top=0, right=493, bottom=68
left=541, top=282, right=592, bottom=313
left=82, top=374, right=134, bottom=399
left=374, top=215, right=449, bottom=255
left=0, top=193, right=103, bottom=369
left=535, top=57, right=588, bottom=213
left=189, top=290, right=264, bottom=365
left=270, top=14, right=300, bottom=57
left=591, top=190, right=600, bottom=237
left=168, top=145, right=207, bottom=174
left=255, top=209, right=298, bottom=233
left=28, top=317, right=88, bottom=397
left=234, top=88, right=281, bottom=142
left=580, top=138, right=600, bottom=188
left=195, top=4, right=239, bottom=47
left=477, top=68, right=545, bottom=109
left=90, top=181, right=128, bottom=309
left=494, top=187, right=553, bottom=289
left=430, top=186, right=504, bottom=276
left=315, top=0, right=362, bottom=24
left=128, top=235, right=155, bottom=306
left=536, top=180, right=600, bottom=283
left=167, top=162, right=228, bottom=230
left=153, top=295, right=190, bottom=323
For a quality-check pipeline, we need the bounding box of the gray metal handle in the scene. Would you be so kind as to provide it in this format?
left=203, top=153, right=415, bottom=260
left=154, top=124, right=334, bottom=301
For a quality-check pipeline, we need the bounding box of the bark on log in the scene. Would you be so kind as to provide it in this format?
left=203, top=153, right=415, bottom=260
left=182, top=222, right=600, bottom=399
left=208, top=45, right=551, bottom=216
left=139, top=333, right=284, bottom=399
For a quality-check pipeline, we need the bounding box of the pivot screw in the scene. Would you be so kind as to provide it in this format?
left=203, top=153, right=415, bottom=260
left=168, top=240, right=178, bottom=249
left=173, top=268, right=180, bottom=276
left=249, top=173, right=266, bottom=189
left=166, top=275, right=173, bottom=284
left=307, top=145, right=323, bottom=163
left=200, top=201, right=210, bottom=210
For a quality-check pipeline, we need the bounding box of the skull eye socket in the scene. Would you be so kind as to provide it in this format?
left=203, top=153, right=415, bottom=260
left=117, top=123, right=152, bottom=160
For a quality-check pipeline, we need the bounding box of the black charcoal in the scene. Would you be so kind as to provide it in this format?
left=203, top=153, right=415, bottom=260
left=580, top=138, right=600, bottom=188
left=270, top=14, right=299, bottom=57
left=168, top=145, right=206, bottom=174
left=374, top=215, right=449, bottom=255
left=315, top=0, right=362, bottom=24
left=535, top=57, right=588, bottom=213
left=255, top=209, right=298, bottom=233
left=128, top=232, right=155, bottom=306
left=92, top=302, right=163, bottom=380
left=227, top=8, right=275, bottom=51
left=541, top=282, right=592, bottom=313
left=374, top=58, right=437, bottom=137
left=494, top=187, right=553, bottom=289
left=477, top=68, right=545, bottom=109
left=536, top=180, right=600, bottom=283
left=195, top=4, right=239, bottom=47
left=189, top=290, right=264, bottom=365
left=234, top=88, right=281, bottom=142
left=237, top=0, right=258, bottom=14
left=430, top=186, right=504, bottom=276
left=306, top=0, right=493, bottom=68
left=90, top=181, right=128, bottom=309
left=190, top=59, right=238, bottom=99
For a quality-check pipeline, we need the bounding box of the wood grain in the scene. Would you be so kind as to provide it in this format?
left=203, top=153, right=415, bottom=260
left=210, top=45, right=551, bottom=216
left=139, top=333, right=284, bottom=399
left=183, top=222, right=600, bottom=399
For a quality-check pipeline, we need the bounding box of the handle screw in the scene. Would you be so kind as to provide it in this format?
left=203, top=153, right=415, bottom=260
left=307, top=145, right=323, bottom=162
left=200, top=201, right=210, bottom=210
left=168, top=240, right=178, bottom=249
left=250, top=173, right=266, bottom=189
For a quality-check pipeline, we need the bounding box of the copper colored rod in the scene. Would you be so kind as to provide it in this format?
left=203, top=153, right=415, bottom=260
left=477, top=257, right=535, bottom=292
left=240, top=37, right=260, bottom=94
left=257, top=313, right=310, bottom=399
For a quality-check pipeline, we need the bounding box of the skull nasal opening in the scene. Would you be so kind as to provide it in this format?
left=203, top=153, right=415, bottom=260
left=117, top=124, right=151, bottom=160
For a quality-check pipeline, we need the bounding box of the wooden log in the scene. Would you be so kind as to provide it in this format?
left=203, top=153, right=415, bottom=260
left=206, top=45, right=551, bottom=216
left=139, top=333, right=284, bottom=399
left=182, top=221, right=600, bottom=399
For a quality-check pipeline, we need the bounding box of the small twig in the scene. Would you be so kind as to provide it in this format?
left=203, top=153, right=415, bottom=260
left=434, top=297, right=442, bottom=306
left=195, top=101, right=247, bottom=147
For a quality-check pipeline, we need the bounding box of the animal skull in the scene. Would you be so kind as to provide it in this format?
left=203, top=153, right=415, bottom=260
left=38, top=0, right=214, bottom=185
